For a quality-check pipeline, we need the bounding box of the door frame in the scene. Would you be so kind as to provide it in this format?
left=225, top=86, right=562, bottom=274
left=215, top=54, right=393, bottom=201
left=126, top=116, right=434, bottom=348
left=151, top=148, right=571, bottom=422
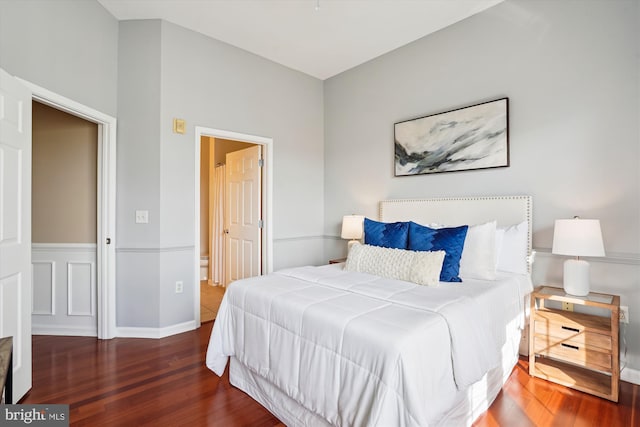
left=18, top=78, right=117, bottom=339
left=194, top=126, right=273, bottom=328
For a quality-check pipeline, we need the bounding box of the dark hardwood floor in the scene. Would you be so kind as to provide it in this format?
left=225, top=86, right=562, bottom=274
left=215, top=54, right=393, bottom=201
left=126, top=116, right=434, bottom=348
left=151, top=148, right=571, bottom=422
left=22, top=323, right=638, bottom=426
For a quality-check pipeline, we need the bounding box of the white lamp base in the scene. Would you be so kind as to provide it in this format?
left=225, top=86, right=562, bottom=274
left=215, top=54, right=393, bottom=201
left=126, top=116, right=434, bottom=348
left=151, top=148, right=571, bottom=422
left=347, top=240, right=360, bottom=251
left=563, top=258, right=590, bottom=296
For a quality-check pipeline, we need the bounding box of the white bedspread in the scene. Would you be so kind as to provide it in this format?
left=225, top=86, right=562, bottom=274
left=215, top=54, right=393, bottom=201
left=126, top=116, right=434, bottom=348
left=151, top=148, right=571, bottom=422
left=206, top=264, right=531, bottom=426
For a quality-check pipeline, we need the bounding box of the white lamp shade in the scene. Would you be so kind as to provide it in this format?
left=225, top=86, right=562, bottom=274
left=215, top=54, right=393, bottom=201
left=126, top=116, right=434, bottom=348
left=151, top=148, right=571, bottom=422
left=341, top=215, right=364, bottom=240
left=552, top=218, right=605, bottom=257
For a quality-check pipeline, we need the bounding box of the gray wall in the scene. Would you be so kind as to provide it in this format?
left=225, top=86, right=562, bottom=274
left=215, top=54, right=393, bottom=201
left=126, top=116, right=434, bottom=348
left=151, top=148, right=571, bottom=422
left=157, top=20, right=324, bottom=251
left=116, top=20, right=163, bottom=327
left=323, top=0, right=640, bottom=372
left=116, top=20, right=325, bottom=328
left=0, top=0, right=118, bottom=116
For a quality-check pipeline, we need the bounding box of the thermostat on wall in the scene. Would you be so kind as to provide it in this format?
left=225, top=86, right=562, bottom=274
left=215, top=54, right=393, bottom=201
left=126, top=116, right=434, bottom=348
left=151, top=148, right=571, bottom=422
left=173, top=118, right=186, bottom=134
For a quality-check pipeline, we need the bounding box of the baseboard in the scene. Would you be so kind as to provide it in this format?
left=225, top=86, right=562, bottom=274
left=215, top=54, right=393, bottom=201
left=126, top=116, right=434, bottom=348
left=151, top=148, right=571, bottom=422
left=116, top=320, right=196, bottom=339
left=621, top=366, right=640, bottom=385
left=32, top=324, right=97, bottom=337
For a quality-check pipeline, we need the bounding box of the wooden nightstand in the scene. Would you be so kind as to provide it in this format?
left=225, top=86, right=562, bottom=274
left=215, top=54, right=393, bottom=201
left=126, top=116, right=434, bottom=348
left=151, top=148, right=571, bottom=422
left=529, top=286, right=619, bottom=402
left=329, top=258, right=347, bottom=264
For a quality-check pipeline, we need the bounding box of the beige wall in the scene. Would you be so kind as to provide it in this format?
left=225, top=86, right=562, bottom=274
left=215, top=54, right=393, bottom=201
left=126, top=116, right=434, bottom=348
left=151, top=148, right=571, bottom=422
left=32, top=101, right=97, bottom=243
left=214, top=138, right=254, bottom=166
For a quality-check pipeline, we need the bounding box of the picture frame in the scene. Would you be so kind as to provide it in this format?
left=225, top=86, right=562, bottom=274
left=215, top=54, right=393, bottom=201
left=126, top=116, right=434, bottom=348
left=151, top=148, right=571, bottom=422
left=394, top=98, right=509, bottom=176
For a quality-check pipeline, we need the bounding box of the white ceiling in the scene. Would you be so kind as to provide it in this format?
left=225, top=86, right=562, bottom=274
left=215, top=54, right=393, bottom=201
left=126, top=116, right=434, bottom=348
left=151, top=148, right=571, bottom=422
left=98, top=0, right=504, bottom=80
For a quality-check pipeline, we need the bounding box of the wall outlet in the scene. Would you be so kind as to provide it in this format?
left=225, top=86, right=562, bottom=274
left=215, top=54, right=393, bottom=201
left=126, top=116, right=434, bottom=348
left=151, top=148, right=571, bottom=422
left=175, top=281, right=183, bottom=294
left=620, top=306, right=629, bottom=324
left=135, top=210, right=149, bottom=224
left=562, top=302, right=574, bottom=312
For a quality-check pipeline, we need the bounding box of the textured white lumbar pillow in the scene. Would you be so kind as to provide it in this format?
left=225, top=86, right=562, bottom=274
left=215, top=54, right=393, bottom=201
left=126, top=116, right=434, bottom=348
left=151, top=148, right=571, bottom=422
left=345, top=243, right=445, bottom=286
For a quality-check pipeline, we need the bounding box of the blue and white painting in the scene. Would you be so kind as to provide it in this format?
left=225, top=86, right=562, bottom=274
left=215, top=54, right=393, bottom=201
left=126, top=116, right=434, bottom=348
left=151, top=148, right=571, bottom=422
left=394, top=98, right=509, bottom=176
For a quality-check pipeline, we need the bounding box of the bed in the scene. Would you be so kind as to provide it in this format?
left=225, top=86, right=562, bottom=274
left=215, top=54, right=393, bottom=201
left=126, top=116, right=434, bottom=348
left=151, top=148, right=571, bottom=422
left=207, top=195, right=533, bottom=426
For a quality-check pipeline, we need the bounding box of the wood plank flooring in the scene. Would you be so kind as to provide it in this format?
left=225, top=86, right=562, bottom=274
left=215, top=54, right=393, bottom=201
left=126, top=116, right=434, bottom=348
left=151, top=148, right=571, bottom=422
left=22, top=323, right=638, bottom=426
left=200, top=281, right=226, bottom=324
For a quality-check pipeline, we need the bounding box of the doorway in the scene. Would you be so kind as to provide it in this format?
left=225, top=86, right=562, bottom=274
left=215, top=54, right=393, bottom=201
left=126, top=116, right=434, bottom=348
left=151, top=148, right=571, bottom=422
left=0, top=71, right=116, bottom=402
left=20, top=78, right=117, bottom=339
left=194, top=127, right=273, bottom=327
left=199, top=137, right=255, bottom=323
left=31, top=101, right=99, bottom=336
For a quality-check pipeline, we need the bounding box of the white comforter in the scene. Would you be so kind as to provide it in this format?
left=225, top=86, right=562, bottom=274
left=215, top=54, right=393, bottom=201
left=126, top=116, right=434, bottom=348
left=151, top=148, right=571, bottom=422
left=206, top=264, right=530, bottom=426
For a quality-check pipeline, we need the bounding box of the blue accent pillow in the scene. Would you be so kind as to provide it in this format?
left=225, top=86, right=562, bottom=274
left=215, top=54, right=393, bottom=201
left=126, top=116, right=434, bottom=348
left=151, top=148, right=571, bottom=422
left=408, top=222, right=469, bottom=282
left=363, top=218, right=409, bottom=249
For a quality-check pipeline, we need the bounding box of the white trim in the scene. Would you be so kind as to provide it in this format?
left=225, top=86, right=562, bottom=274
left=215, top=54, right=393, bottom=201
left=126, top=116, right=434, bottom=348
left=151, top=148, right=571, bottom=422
left=67, top=261, right=95, bottom=316
left=194, top=126, right=274, bottom=329
left=116, top=320, right=197, bottom=339
left=31, top=261, right=56, bottom=315
left=621, top=367, right=640, bottom=386
left=32, top=324, right=97, bottom=337
left=32, top=243, right=97, bottom=252
left=17, top=77, right=115, bottom=124
left=116, top=245, right=194, bottom=253
left=18, top=78, right=117, bottom=339
left=534, top=248, right=640, bottom=266
left=275, top=235, right=329, bottom=242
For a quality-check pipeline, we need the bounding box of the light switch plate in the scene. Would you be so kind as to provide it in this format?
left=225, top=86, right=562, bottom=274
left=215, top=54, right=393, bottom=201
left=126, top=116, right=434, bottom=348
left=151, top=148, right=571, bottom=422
left=135, top=210, right=149, bottom=224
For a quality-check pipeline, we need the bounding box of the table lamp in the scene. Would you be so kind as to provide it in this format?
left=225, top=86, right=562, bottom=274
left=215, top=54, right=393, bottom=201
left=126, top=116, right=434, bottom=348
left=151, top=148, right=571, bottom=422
left=552, top=217, right=605, bottom=296
left=341, top=215, right=364, bottom=251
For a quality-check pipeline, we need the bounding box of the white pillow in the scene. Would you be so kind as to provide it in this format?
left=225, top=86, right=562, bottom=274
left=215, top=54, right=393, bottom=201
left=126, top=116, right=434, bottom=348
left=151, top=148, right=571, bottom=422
left=496, top=221, right=529, bottom=274
left=458, top=221, right=498, bottom=280
left=345, top=243, right=445, bottom=286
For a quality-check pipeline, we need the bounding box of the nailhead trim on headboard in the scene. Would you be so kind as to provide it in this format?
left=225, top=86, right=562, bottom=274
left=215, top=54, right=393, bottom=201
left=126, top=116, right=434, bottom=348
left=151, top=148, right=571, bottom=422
left=379, top=195, right=533, bottom=273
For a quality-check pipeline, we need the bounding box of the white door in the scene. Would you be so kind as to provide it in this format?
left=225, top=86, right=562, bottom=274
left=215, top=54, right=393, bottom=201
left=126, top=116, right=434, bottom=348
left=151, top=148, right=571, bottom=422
left=225, top=145, right=262, bottom=285
left=0, top=68, right=32, bottom=402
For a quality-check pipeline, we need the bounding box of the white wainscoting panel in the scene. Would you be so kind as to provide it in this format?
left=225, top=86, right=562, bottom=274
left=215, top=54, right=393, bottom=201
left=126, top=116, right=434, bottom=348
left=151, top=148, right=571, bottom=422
left=32, top=261, right=55, bottom=315
left=67, top=262, right=95, bottom=316
left=32, top=244, right=97, bottom=336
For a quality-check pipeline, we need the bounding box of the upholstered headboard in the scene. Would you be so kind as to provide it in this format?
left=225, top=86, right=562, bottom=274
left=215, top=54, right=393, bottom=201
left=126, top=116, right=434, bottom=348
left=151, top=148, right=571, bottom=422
left=379, top=195, right=533, bottom=259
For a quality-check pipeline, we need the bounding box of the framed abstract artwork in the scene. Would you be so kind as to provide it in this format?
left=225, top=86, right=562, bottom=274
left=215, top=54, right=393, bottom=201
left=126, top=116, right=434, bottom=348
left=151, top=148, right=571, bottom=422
left=394, top=98, right=509, bottom=176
